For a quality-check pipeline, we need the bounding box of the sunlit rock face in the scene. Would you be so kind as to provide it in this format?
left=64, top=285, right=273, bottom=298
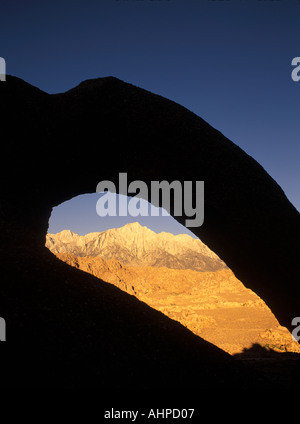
left=47, top=223, right=300, bottom=357
left=0, top=75, right=299, bottom=388
left=46, top=222, right=226, bottom=271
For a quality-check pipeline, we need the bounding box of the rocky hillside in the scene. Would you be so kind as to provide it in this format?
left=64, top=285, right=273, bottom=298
left=47, top=223, right=300, bottom=356
left=46, top=222, right=226, bottom=271
left=54, top=252, right=300, bottom=357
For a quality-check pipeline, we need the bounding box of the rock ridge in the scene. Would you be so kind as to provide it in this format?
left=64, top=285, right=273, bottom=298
left=46, top=222, right=226, bottom=271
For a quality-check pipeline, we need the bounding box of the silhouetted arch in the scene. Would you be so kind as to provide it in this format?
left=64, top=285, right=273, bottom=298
left=1, top=76, right=299, bottom=336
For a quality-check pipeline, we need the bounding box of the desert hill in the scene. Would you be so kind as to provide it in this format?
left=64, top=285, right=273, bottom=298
left=46, top=222, right=226, bottom=271
left=48, top=224, right=300, bottom=358
left=54, top=252, right=300, bottom=358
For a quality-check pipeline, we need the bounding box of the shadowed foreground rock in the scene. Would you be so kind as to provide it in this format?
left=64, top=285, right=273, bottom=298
left=0, top=247, right=265, bottom=388
left=0, top=75, right=299, bottom=388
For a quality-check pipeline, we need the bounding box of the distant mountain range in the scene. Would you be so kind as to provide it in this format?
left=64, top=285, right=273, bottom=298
left=46, top=222, right=227, bottom=272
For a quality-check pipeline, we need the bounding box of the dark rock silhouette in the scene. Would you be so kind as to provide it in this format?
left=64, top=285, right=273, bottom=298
left=0, top=75, right=299, bottom=388
left=233, top=344, right=300, bottom=388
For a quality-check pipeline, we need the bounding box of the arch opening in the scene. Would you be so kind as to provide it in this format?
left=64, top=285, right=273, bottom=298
left=46, top=193, right=300, bottom=360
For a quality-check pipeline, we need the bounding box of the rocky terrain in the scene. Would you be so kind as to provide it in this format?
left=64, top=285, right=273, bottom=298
left=46, top=222, right=226, bottom=271
left=47, top=223, right=300, bottom=357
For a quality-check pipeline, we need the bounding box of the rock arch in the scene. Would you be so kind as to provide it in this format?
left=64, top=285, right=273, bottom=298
left=0, top=75, right=299, bottom=387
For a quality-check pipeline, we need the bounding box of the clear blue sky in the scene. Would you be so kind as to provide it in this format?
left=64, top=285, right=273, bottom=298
left=1, top=0, right=299, bottom=235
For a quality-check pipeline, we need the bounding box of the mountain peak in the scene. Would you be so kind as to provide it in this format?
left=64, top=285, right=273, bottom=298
left=119, top=222, right=154, bottom=233
left=60, top=229, right=74, bottom=235
left=56, top=229, right=76, bottom=241
left=123, top=222, right=144, bottom=229
left=46, top=223, right=226, bottom=271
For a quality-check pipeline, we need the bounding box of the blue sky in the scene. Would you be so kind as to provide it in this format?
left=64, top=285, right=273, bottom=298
left=49, top=193, right=198, bottom=236
left=1, top=0, right=299, bottom=235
